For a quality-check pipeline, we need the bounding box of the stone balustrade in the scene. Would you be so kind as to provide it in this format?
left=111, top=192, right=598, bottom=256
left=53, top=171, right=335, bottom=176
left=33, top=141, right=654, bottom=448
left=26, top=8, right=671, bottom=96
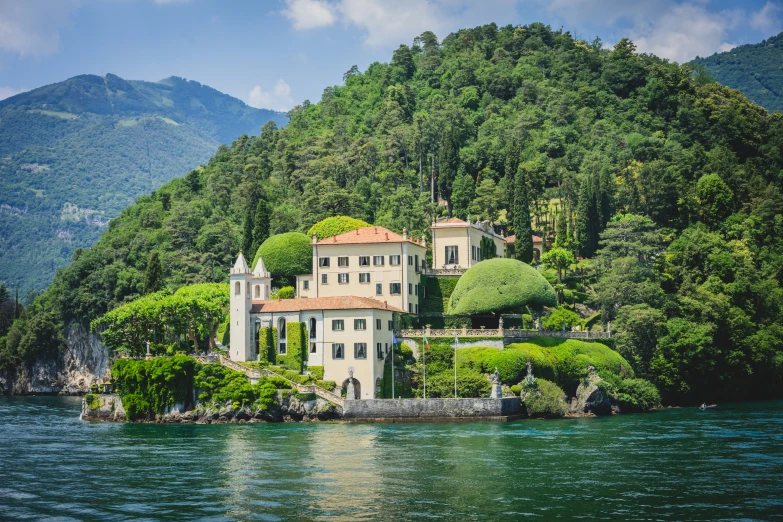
left=398, top=327, right=611, bottom=340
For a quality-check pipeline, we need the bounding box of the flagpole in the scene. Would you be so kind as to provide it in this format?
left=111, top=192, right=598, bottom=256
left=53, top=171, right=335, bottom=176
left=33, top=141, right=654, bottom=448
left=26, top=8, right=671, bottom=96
left=454, top=335, right=458, bottom=398
left=391, top=332, right=396, bottom=399
left=423, top=329, right=427, bottom=399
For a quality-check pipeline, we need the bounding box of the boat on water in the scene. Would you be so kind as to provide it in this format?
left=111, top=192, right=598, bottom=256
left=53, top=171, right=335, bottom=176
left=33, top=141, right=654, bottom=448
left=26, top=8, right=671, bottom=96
left=699, top=404, right=717, bottom=410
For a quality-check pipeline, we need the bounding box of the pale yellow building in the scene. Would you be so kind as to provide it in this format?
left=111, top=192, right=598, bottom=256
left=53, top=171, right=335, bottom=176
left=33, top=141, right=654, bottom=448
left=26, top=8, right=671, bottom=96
left=430, top=217, right=507, bottom=271
left=505, top=233, right=544, bottom=261
left=247, top=296, right=401, bottom=399
left=296, top=226, right=427, bottom=315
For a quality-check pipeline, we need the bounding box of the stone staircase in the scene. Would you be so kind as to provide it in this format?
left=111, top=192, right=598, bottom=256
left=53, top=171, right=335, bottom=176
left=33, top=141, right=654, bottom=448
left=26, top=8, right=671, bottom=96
left=218, top=355, right=344, bottom=407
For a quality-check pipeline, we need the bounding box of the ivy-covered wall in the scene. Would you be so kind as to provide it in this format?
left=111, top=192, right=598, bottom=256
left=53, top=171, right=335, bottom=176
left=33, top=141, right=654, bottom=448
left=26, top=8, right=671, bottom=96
left=258, top=326, right=276, bottom=364
left=280, top=321, right=307, bottom=372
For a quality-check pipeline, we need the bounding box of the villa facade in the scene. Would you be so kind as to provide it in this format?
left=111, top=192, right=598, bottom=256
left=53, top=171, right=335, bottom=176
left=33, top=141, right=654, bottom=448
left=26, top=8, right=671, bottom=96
left=430, top=217, right=507, bottom=271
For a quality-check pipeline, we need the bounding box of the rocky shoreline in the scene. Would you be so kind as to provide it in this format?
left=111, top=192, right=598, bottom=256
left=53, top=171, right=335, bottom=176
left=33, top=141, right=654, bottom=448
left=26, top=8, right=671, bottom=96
left=81, top=391, right=342, bottom=423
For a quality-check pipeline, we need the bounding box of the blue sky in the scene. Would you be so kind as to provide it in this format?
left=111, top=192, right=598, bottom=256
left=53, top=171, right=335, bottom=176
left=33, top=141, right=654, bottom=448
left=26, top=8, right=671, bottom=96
left=1, top=0, right=781, bottom=110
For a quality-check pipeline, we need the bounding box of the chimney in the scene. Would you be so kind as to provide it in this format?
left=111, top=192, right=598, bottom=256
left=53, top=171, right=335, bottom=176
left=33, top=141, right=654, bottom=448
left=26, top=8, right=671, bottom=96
left=402, top=228, right=408, bottom=240
left=312, top=232, right=318, bottom=243
left=374, top=227, right=378, bottom=234
left=277, top=294, right=281, bottom=301
left=384, top=300, right=388, bottom=309
left=385, top=232, right=389, bottom=240
left=355, top=228, right=359, bottom=235
left=332, top=236, right=337, bottom=242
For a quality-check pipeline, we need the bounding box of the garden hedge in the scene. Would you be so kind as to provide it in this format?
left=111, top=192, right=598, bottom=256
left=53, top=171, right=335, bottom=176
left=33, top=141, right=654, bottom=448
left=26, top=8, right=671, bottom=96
left=447, top=258, right=557, bottom=315
left=280, top=321, right=307, bottom=372
left=253, top=232, right=312, bottom=278
left=307, top=216, right=371, bottom=240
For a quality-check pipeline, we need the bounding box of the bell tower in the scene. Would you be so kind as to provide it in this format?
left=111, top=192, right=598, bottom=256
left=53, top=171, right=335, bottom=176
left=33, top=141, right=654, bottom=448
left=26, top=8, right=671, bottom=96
left=251, top=256, right=271, bottom=301
left=229, top=252, right=253, bottom=361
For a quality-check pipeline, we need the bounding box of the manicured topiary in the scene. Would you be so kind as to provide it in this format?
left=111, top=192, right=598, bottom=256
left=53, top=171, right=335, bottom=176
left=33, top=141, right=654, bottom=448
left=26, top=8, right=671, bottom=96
left=253, top=232, right=312, bottom=277
left=280, top=321, right=306, bottom=372
left=307, top=215, right=371, bottom=240
left=276, top=286, right=296, bottom=299
left=258, top=327, right=275, bottom=364
left=447, top=258, right=557, bottom=315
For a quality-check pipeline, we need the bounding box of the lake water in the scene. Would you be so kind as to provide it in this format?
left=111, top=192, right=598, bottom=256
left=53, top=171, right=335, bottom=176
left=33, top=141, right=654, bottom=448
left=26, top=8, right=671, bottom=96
left=1, top=397, right=782, bottom=521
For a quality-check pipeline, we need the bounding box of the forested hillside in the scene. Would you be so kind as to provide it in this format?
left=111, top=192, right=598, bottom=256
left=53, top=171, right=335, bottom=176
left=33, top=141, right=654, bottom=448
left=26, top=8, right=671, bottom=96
left=0, top=74, right=287, bottom=292
left=2, top=23, right=783, bottom=402
left=691, top=31, right=783, bottom=112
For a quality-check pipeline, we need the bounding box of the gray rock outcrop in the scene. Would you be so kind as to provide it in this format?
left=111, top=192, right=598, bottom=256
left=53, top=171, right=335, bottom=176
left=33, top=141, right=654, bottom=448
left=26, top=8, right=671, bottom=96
left=570, top=367, right=613, bottom=416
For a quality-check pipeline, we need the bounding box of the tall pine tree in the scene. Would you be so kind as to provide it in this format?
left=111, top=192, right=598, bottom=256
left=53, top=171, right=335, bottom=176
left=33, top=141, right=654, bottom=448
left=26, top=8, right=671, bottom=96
left=251, top=199, right=270, bottom=256
left=513, top=167, right=534, bottom=263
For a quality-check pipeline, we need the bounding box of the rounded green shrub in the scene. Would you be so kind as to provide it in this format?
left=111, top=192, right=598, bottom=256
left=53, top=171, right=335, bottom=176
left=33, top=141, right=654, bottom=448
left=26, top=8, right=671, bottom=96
left=542, top=307, right=582, bottom=331
left=276, top=286, right=296, bottom=299
left=307, top=216, right=371, bottom=240
left=522, top=378, right=568, bottom=418
left=448, top=258, right=557, bottom=315
left=253, top=232, right=312, bottom=277
left=617, top=378, right=661, bottom=412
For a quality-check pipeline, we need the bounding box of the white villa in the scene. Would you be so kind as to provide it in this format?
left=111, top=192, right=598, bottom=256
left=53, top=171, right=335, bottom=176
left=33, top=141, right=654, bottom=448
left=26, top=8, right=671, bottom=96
left=228, top=222, right=541, bottom=399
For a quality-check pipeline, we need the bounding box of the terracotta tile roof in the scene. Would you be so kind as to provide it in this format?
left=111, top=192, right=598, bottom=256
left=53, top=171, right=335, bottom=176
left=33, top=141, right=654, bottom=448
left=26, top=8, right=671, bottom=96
left=505, top=234, right=543, bottom=244
left=251, top=296, right=405, bottom=314
left=438, top=217, right=467, bottom=224
left=313, top=226, right=424, bottom=246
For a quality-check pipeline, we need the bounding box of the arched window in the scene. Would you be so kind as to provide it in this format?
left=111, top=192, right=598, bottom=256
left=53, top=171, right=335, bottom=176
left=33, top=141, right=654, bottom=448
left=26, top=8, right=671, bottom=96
left=234, top=281, right=241, bottom=295
left=309, top=317, right=316, bottom=339
left=254, top=285, right=260, bottom=298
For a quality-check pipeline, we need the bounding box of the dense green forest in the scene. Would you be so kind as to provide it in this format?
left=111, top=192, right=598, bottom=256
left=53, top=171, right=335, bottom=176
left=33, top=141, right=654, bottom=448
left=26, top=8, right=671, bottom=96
left=2, top=23, right=783, bottom=403
left=0, top=74, right=286, bottom=292
left=691, top=31, right=783, bottom=112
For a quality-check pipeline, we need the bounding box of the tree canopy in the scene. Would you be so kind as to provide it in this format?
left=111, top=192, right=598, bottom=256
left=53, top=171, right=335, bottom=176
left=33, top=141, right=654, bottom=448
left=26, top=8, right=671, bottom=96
left=307, top=216, right=371, bottom=240
left=252, top=232, right=312, bottom=279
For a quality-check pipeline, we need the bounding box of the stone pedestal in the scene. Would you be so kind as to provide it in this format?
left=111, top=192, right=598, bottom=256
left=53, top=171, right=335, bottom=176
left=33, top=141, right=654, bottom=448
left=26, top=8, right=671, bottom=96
left=345, top=379, right=356, bottom=400
left=490, top=382, right=502, bottom=399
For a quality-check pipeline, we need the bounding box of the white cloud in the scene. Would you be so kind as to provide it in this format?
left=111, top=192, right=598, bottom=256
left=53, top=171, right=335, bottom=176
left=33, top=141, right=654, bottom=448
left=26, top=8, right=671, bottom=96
left=543, top=1, right=742, bottom=63
left=0, top=0, right=80, bottom=57
left=0, top=86, right=26, bottom=101
left=338, top=0, right=448, bottom=47
left=630, top=4, right=741, bottom=62
left=750, top=1, right=783, bottom=36
left=282, top=0, right=336, bottom=30
left=248, top=79, right=294, bottom=111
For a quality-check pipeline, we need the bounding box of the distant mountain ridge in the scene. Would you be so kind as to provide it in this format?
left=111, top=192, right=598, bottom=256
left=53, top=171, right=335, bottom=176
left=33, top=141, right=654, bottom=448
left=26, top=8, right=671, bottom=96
left=690, top=32, right=783, bottom=112
left=0, top=73, right=287, bottom=292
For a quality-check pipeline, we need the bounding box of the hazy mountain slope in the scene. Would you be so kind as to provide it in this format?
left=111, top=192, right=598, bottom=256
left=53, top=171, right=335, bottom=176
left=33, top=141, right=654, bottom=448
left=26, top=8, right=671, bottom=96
left=690, top=32, right=783, bottom=112
left=0, top=74, right=287, bottom=292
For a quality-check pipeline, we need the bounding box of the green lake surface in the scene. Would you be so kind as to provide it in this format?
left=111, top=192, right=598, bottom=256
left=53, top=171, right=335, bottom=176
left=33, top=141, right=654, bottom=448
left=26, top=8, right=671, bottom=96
left=1, top=397, right=782, bottom=521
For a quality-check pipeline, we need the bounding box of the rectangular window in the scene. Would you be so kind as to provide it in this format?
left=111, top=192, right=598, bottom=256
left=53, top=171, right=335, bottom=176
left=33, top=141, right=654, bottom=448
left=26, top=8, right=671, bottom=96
left=359, top=256, right=370, bottom=266
left=408, top=255, right=413, bottom=266
left=338, top=273, right=349, bottom=284
left=390, top=255, right=400, bottom=266
left=302, top=280, right=309, bottom=290
left=354, top=343, right=367, bottom=359
left=278, top=343, right=287, bottom=355
left=421, top=259, right=426, bottom=271
left=415, top=254, right=419, bottom=272
left=332, top=343, right=344, bottom=359
left=388, top=320, right=393, bottom=331
left=310, top=342, right=317, bottom=353
left=390, top=283, right=401, bottom=295
left=354, top=319, right=366, bottom=330
left=321, top=273, right=328, bottom=284
left=332, top=320, right=344, bottom=331
left=359, top=273, right=370, bottom=283
left=415, top=284, right=418, bottom=296
left=408, top=283, right=413, bottom=294
left=376, top=318, right=382, bottom=330
left=415, top=304, right=419, bottom=314
left=338, top=256, right=349, bottom=267
left=375, top=283, right=383, bottom=295
left=408, top=303, right=412, bottom=313
left=377, top=342, right=384, bottom=359
left=373, top=255, right=385, bottom=266
left=471, top=245, right=477, bottom=261
left=319, top=257, right=330, bottom=268
left=445, top=245, right=459, bottom=265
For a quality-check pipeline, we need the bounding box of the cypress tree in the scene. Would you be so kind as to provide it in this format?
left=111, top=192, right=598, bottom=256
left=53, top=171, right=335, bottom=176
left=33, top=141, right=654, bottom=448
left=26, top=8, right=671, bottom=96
left=513, top=167, right=534, bottom=263
left=555, top=210, right=568, bottom=248
left=504, top=135, right=521, bottom=223
left=143, top=252, right=163, bottom=294
left=251, top=199, right=270, bottom=256
left=576, top=174, right=601, bottom=257
left=241, top=208, right=254, bottom=255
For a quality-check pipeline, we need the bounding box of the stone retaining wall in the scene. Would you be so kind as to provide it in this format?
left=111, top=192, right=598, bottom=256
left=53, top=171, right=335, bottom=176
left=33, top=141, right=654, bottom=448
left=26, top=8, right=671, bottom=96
left=341, top=397, right=522, bottom=421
